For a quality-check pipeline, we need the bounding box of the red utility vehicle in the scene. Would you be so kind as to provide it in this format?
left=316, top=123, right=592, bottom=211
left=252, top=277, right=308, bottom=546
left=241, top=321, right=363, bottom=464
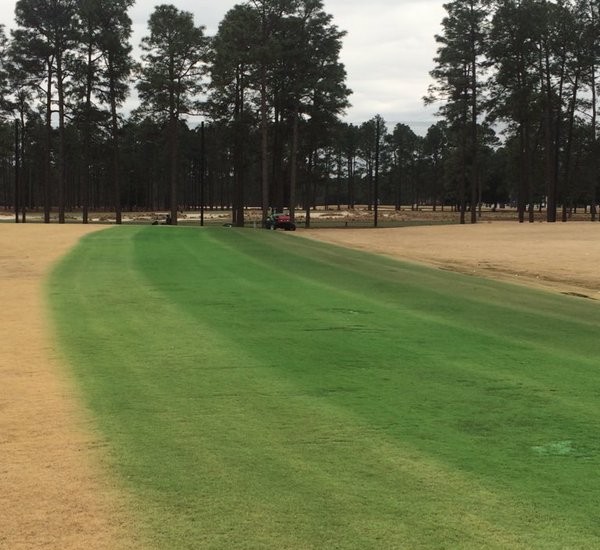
left=265, top=212, right=296, bottom=231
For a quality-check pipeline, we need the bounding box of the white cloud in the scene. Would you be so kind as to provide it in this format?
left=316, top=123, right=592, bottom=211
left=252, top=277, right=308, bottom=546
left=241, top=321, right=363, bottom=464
left=327, top=0, right=445, bottom=127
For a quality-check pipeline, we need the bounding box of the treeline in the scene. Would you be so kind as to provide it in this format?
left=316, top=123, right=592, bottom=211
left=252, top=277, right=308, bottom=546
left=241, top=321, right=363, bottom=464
left=428, top=0, right=600, bottom=223
left=0, top=0, right=598, bottom=224
left=0, top=0, right=352, bottom=226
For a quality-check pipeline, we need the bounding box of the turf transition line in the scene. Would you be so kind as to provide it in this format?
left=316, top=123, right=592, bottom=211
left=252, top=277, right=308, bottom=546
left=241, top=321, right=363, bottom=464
left=0, top=225, right=142, bottom=550
left=49, top=226, right=600, bottom=549
left=300, top=222, right=600, bottom=300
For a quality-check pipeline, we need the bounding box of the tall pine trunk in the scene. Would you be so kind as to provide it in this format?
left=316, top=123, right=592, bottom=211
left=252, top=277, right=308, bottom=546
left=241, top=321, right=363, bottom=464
left=110, top=81, right=122, bottom=225
left=82, top=37, right=94, bottom=225
left=469, top=11, right=478, bottom=225
left=591, top=60, right=598, bottom=222
left=57, top=51, right=66, bottom=224
left=44, top=60, right=53, bottom=224
left=260, top=66, right=269, bottom=223
left=169, top=116, right=179, bottom=225
left=289, top=106, right=299, bottom=222
left=233, top=67, right=245, bottom=227
left=541, top=41, right=558, bottom=223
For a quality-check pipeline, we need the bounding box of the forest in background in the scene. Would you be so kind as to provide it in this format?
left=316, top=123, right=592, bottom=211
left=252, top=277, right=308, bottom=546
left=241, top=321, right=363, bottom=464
left=0, top=0, right=599, bottom=225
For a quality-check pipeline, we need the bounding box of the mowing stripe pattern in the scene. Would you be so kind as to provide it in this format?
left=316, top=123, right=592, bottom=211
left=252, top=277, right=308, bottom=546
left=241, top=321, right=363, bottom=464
left=49, top=227, right=600, bottom=549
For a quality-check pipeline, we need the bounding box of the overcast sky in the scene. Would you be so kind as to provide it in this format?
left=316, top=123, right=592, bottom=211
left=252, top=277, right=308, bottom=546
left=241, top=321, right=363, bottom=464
left=0, top=0, right=446, bottom=133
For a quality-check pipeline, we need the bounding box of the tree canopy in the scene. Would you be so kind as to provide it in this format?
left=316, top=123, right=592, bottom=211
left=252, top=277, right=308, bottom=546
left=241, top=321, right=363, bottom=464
left=1, top=0, right=600, bottom=224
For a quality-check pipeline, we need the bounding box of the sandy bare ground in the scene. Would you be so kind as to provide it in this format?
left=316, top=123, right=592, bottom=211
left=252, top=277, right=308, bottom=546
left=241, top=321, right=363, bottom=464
left=301, top=222, right=600, bottom=300
left=2, top=220, right=599, bottom=550
left=0, top=225, right=141, bottom=550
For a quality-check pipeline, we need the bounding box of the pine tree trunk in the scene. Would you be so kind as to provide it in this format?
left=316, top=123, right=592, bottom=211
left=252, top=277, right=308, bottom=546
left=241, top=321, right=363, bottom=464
left=57, top=52, right=66, bottom=225
left=169, top=116, right=179, bottom=225
left=111, top=103, right=122, bottom=224
left=44, top=61, right=52, bottom=224
left=82, top=39, right=94, bottom=225
left=289, top=106, right=299, bottom=222
left=260, top=67, right=269, bottom=224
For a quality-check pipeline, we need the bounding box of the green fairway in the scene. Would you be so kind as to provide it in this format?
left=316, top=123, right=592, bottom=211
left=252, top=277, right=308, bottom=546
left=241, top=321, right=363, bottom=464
left=48, top=226, right=600, bottom=549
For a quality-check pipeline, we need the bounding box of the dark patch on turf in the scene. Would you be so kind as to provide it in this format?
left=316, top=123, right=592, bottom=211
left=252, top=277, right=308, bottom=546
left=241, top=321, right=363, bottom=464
left=561, top=291, right=596, bottom=300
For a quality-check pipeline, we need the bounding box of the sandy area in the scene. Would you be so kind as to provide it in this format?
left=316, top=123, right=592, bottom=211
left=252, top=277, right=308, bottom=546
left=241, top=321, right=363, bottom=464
left=301, top=222, right=600, bottom=300
left=0, top=225, right=140, bottom=550
left=2, top=220, right=599, bottom=550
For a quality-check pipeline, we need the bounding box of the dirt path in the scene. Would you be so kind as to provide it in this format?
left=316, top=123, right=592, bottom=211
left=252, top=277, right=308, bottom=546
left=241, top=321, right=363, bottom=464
left=301, top=222, right=600, bottom=300
left=0, top=225, right=140, bottom=550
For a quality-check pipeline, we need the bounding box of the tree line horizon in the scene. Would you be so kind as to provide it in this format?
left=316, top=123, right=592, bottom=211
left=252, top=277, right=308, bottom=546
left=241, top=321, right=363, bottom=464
left=0, top=0, right=598, bottom=226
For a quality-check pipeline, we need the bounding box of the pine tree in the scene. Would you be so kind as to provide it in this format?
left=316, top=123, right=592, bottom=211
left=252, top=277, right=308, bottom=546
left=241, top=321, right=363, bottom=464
left=12, top=0, right=79, bottom=223
left=137, top=4, right=207, bottom=225
left=427, top=0, right=490, bottom=223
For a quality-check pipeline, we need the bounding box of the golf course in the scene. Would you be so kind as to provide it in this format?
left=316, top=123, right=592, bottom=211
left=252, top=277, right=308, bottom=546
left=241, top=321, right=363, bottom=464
left=44, top=225, right=600, bottom=548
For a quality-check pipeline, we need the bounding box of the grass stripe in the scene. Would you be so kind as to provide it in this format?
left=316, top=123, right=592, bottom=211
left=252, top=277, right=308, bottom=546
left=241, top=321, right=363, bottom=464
left=48, top=226, right=600, bottom=548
